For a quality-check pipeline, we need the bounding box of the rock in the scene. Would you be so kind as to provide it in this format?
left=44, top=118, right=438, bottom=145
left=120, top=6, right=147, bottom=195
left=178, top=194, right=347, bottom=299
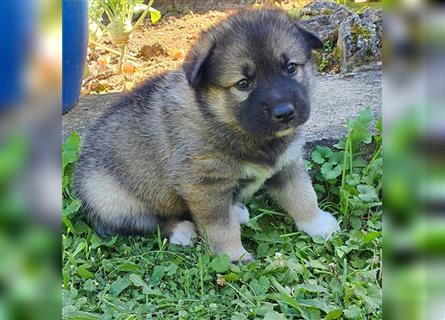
left=337, top=12, right=381, bottom=72
left=300, top=1, right=382, bottom=73
left=301, top=1, right=345, bottom=15
left=360, top=8, right=383, bottom=60
left=303, top=15, right=337, bottom=42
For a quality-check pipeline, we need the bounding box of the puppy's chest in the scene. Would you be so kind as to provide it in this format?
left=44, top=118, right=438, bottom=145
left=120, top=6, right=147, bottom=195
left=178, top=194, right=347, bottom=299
left=236, top=141, right=300, bottom=200
left=238, top=164, right=276, bottom=200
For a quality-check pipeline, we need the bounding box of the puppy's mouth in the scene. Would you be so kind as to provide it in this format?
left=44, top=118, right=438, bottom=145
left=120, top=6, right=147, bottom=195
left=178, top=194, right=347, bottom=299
left=275, top=126, right=296, bottom=138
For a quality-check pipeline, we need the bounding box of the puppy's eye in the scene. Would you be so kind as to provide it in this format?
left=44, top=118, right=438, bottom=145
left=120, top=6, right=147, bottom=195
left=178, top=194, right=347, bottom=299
left=286, top=62, right=298, bottom=75
left=235, top=79, right=251, bottom=90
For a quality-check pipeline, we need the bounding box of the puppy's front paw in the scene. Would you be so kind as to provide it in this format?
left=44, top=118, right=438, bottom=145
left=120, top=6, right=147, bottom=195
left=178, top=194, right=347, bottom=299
left=226, top=247, right=255, bottom=263
left=297, top=210, right=339, bottom=240
left=169, top=220, right=197, bottom=246
left=233, top=203, right=250, bottom=225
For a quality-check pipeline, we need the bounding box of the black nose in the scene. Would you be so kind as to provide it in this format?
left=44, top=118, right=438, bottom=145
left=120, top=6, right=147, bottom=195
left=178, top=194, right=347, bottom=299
left=271, top=103, right=295, bottom=123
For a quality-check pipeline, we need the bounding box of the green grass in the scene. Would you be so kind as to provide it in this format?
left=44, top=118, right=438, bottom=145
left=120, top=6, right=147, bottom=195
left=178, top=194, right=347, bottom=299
left=62, top=109, right=382, bottom=320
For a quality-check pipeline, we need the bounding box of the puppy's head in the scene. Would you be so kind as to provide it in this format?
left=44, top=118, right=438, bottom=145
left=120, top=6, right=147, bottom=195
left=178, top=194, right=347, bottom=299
left=183, top=9, right=322, bottom=139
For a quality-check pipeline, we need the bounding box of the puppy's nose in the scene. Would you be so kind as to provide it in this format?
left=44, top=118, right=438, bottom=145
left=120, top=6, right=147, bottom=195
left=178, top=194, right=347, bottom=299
left=271, top=103, right=295, bottom=123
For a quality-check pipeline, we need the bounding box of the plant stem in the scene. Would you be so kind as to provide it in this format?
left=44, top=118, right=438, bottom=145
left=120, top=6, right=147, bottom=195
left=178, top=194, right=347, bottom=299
left=89, top=39, right=138, bottom=62
left=133, top=0, right=155, bottom=31
left=117, top=44, right=127, bottom=73
left=363, top=145, right=382, bottom=175
left=340, top=133, right=351, bottom=215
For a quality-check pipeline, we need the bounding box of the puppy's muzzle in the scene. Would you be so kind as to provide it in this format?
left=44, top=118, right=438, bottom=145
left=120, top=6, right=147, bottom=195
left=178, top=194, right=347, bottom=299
left=271, top=103, right=295, bottom=124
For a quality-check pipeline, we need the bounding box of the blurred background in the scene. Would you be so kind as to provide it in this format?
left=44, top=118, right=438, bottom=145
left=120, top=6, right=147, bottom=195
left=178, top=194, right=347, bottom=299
left=0, top=0, right=444, bottom=319
left=384, top=2, right=445, bottom=319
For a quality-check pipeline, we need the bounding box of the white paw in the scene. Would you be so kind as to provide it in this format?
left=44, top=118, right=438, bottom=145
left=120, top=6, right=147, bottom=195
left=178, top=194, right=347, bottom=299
left=296, top=210, right=340, bottom=240
left=226, top=247, right=255, bottom=263
left=233, top=203, right=250, bottom=225
left=169, top=220, right=197, bottom=246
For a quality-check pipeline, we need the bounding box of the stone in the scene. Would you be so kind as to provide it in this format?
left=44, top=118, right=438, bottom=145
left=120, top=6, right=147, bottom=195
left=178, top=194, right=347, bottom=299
left=300, top=1, right=382, bottom=73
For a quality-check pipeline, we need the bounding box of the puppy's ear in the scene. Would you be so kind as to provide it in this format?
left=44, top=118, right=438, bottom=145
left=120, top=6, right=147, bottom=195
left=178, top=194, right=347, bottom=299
left=296, top=25, right=323, bottom=50
left=183, top=33, right=215, bottom=88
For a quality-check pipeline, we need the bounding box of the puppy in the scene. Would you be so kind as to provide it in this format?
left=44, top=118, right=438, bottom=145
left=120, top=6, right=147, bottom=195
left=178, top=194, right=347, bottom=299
left=74, top=9, right=339, bottom=262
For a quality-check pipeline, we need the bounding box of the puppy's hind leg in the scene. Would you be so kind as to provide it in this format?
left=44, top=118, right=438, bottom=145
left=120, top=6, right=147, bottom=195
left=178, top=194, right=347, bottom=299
left=75, top=169, right=159, bottom=237
left=92, top=214, right=161, bottom=237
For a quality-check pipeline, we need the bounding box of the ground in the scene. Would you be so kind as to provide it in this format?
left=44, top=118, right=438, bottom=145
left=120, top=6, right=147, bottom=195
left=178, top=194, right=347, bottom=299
left=81, top=0, right=378, bottom=95
left=62, top=1, right=382, bottom=319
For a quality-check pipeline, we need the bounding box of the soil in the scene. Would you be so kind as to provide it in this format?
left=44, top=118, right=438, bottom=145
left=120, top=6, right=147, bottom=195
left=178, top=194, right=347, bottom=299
left=82, top=0, right=311, bottom=95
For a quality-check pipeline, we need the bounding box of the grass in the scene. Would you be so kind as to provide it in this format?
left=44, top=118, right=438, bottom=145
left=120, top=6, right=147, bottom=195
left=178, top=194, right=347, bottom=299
left=62, top=109, right=382, bottom=320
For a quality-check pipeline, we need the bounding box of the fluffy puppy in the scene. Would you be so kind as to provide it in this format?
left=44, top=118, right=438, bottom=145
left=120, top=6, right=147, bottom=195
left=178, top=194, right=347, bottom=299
left=74, top=9, right=339, bottom=262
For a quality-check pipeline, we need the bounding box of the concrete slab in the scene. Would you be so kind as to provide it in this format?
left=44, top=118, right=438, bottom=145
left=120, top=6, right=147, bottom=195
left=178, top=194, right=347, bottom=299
left=63, top=69, right=381, bottom=145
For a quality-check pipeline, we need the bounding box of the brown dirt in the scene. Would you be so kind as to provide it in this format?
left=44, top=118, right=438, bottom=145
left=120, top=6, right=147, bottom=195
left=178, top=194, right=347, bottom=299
left=82, top=0, right=310, bottom=95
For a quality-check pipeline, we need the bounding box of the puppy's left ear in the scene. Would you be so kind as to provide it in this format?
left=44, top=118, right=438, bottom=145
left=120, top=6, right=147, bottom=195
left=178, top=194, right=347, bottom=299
left=183, top=33, right=215, bottom=88
left=296, top=25, right=323, bottom=50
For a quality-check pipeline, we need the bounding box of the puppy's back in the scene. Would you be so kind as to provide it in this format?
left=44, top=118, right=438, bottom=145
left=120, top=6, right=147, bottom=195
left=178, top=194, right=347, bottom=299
left=73, top=71, right=194, bottom=232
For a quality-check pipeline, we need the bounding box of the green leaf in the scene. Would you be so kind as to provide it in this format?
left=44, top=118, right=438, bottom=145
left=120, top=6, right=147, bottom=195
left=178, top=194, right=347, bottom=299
left=63, top=131, right=81, bottom=171
left=349, top=216, right=362, bottom=229
left=250, top=276, right=270, bottom=295
left=148, top=7, right=161, bottom=24
left=63, top=311, right=102, bottom=320
left=320, top=162, right=342, bottom=180
left=316, top=146, right=334, bottom=158
left=375, top=115, right=382, bottom=142
left=307, top=260, right=328, bottom=270
left=347, top=108, right=373, bottom=146
left=83, top=279, right=96, bottom=292
left=149, top=265, right=166, bottom=286
left=344, top=305, right=362, bottom=319
left=314, top=184, right=326, bottom=197
left=109, top=276, right=132, bottom=296
left=346, top=173, right=360, bottom=187
left=264, top=311, right=287, bottom=320
left=117, top=263, right=140, bottom=272
left=130, top=273, right=150, bottom=293
left=311, top=149, right=325, bottom=164
left=268, top=292, right=302, bottom=313
left=357, top=184, right=378, bottom=202
left=63, top=199, right=81, bottom=218
left=254, top=304, right=274, bottom=316
left=256, top=242, right=270, bottom=257
left=129, top=273, right=145, bottom=287
left=76, top=265, right=94, bottom=279
left=297, top=298, right=331, bottom=313
left=90, top=234, right=118, bottom=249
left=224, top=272, right=240, bottom=282
left=362, top=231, right=381, bottom=244
left=298, top=283, right=328, bottom=293
left=324, top=309, right=343, bottom=320
left=209, top=254, right=230, bottom=273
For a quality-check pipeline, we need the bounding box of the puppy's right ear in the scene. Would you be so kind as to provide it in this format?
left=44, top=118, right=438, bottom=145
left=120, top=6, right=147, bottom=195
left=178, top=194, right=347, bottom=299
left=183, top=33, right=215, bottom=88
left=296, top=24, right=323, bottom=50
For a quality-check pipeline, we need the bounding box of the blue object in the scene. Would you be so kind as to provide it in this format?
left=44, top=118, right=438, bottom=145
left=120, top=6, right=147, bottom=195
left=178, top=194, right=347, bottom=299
left=63, top=0, right=89, bottom=113
left=0, top=1, right=31, bottom=111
